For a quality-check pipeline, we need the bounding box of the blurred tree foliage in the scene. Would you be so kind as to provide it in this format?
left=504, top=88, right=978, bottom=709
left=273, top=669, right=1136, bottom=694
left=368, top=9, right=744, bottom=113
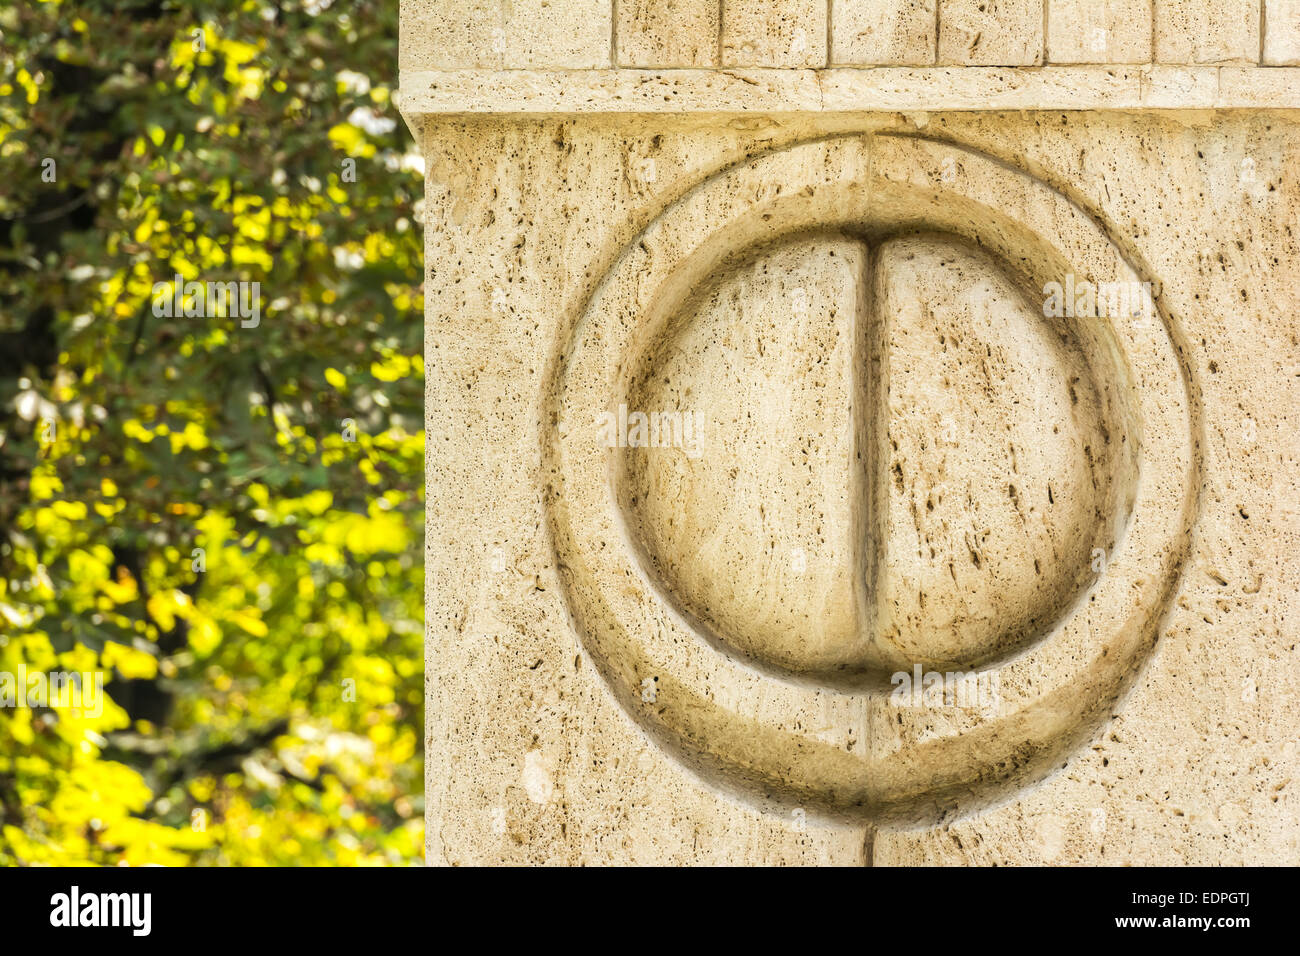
left=0, top=0, right=424, bottom=864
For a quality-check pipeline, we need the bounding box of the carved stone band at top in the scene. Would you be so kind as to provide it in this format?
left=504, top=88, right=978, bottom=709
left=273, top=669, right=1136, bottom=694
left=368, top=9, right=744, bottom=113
left=543, top=134, right=1201, bottom=826
left=397, top=67, right=1300, bottom=120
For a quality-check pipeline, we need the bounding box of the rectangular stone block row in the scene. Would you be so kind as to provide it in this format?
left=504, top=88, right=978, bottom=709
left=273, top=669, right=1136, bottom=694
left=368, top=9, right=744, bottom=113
left=619, top=0, right=830, bottom=68
left=831, top=1, right=1157, bottom=67
left=401, top=0, right=1293, bottom=70
left=1039, top=0, right=1282, bottom=67
left=630, top=0, right=1104, bottom=68
left=399, top=0, right=614, bottom=70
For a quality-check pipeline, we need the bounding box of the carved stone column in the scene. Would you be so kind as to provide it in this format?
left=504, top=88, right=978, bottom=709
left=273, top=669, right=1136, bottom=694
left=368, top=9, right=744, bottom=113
left=403, top=0, right=1300, bottom=865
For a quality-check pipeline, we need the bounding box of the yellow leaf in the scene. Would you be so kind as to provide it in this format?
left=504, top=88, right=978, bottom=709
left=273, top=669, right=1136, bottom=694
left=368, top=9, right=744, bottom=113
left=102, top=642, right=158, bottom=681
left=50, top=500, right=87, bottom=521
left=146, top=592, right=177, bottom=632
left=302, top=489, right=333, bottom=515
left=229, top=611, right=268, bottom=638
left=31, top=473, right=63, bottom=499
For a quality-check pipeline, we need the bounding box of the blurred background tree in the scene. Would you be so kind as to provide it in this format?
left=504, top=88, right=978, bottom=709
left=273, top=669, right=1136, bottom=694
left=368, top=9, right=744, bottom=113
left=0, top=0, right=424, bottom=864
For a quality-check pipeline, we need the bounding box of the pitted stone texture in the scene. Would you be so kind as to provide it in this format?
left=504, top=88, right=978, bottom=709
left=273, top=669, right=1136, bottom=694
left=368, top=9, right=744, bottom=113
left=410, top=0, right=1300, bottom=868
left=505, top=0, right=612, bottom=67
left=869, top=110, right=1300, bottom=864
left=1047, top=0, right=1153, bottom=64
left=873, top=237, right=1114, bottom=670
left=423, top=119, right=881, bottom=864
left=831, top=0, right=938, bottom=65
left=618, top=0, right=719, bottom=67
left=623, top=237, right=865, bottom=677
left=1265, top=0, right=1300, bottom=65
left=938, top=0, right=1044, bottom=65
left=420, top=108, right=1299, bottom=863
left=398, top=0, right=504, bottom=69
left=399, top=0, right=612, bottom=69
left=721, top=0, right=829, bottom=67
left=402, top=0, right=1293, bottom=71
left=1155, top=0, right=1261, bottom=64
left=400, top=66, right=1300, bottom=114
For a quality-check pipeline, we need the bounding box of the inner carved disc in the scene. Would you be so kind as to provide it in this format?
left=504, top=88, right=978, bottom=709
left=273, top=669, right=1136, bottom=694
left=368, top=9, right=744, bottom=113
left=620, top=231, right=1119, bottom=686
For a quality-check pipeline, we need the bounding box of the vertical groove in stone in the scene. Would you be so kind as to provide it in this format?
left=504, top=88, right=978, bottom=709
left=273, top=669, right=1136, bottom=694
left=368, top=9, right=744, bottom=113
left=936, top=0, right=945, bottom=59
left=1260, top=0, right=1267, bottom=63
left=717, top=0, right=725, bottom=64
left=1151, top=0, right=1157, bottom=62
left=613, top=0, right=620, bottom=65
left=852, top=239, right=884, bottom=851
left=1043, top=0, right=1051, bottom=64
left=1263, top=0, right=1300, bottom=64
left=827, top=0, right=834, bottom=65
left=854, top=242, right=890, bottom=672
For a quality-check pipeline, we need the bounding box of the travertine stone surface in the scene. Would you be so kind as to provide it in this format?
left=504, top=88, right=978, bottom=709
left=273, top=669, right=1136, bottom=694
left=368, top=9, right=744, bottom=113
left=623, top=238, right=864, bottom=676
left=1155, top=0, right=1261, bottom=64
left=407, top=0, right=1300, bottom=865
left=1265, top=0, right=1300, bottom=66
left=400, top=0, right=1300, bottom=69
left=1047, top=0, right=1153, bottom=64
left=618, top=0, right=719, bottom=67
left=401, top=66, right=1300, bottom=113
left=1220, top=64, right=1300, bottom=104
left=504, top=0, right=612, bottom=67
left=721, top=0, right=829, bottom=67
left=938, top=0, right=1044, bottom=66
left=873, top=237, right=1115, bottom=671
left=398, top=0, right=504, bottom=69
left=399, top=0, right=613, bottom=69
left=832, top=0, right=938, bottom=66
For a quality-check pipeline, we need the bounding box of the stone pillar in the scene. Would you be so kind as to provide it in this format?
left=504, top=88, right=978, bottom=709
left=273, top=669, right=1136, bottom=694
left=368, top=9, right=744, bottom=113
left=403, top=0, right=1300, bottom=865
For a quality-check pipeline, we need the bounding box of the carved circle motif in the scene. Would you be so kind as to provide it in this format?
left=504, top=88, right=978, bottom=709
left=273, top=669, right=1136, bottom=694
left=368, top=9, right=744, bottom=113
left=544, top=134, right=1199, bottom=825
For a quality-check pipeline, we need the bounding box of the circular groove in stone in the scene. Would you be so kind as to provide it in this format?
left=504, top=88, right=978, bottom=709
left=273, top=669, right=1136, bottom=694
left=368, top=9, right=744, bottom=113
left=543, top=133, right=1198, bottom=824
